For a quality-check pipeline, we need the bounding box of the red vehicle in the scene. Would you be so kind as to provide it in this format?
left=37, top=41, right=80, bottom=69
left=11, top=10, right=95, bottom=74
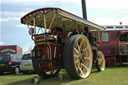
left=97, top=30, right=128, bottom=66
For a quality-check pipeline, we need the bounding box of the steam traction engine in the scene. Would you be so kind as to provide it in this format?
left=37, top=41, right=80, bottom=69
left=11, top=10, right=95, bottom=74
left=21, top=8, right=105, bottom=79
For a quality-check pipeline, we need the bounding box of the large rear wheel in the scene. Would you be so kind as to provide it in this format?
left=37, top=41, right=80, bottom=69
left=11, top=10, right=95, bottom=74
left=63, top=35, right=93, bottom=79
left=96, top=51, right=105, bottom=71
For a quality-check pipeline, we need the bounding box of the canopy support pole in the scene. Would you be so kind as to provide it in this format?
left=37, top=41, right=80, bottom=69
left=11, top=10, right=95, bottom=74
left=33, top=18, right=36, bottom=34
left=48, top=14, right=56, bottom=31
left=44, top=15, right=47, bottom=33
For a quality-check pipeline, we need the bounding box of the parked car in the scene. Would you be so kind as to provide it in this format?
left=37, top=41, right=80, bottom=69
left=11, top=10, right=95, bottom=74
left=0, top=54, right=22, bottom=74
left=20, top=54, right=34, bottom=74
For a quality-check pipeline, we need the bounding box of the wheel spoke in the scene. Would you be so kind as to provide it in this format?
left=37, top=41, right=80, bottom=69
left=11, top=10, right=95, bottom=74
left=84, top=56, right=90, bottom=60
left=98, top=58, right=103, bottom=62
left=74, top=48, right=79, bottom=55
left=74, top=58, right=80, bottom=64
left=83, top=48, right=88, bottom=52
left=75, top=57, right=90, bottom=76
left=79, top=40, right=84, bottom=48
left=78, top=64, right=84, bottom=76
left=81, top=63, right=89, bottom=73
left=75, top=63, right=79, bottom=71
left=74, top=54, right=78, bottom=58
left=76, top=41, right=81, bottom=52
left=84, top=52, right=89, bottom=58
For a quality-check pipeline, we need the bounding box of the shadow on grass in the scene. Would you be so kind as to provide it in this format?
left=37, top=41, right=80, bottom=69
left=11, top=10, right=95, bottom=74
left=5, top=66, right=128, bottom=85
left=0, top=72, right=35, bottom=76
left=5, top=72, right=74, bottom=85
left=105, top=65, right=128, bottom=69
left=3, top=68, right=109, bottom=85
left=91, top=70, right=99, bottom=74
left=0, top=72, right=14, bottom=76
left=5, top=77, right=73, bottom=85
left=91, top=65, right=128, bottom=74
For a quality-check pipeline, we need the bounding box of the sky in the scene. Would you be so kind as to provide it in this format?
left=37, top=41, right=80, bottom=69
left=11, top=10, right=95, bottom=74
left=0, top=0, right=128, bottom=53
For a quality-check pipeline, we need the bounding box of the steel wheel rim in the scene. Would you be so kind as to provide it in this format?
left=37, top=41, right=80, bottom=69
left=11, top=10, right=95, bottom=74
left=97, top=51, right=105, bottom=71
left=44, top=70, right=58, bottom=76
left=74, top=36, right=92, bottom=78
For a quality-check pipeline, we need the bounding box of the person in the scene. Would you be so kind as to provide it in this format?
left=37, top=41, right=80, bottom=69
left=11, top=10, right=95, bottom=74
left=84, top=26, right=89, bottom=38
left=83, top=26, right=94, bottom=44
left=52, top=27, right=63, bottom=43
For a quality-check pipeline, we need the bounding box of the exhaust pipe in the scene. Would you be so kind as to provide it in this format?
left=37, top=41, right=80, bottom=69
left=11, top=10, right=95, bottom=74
left=81, top=0, right=87, bottom=20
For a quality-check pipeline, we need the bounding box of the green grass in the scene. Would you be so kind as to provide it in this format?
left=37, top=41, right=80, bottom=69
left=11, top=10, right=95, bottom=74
left=0, top=67, right=128, bottom=85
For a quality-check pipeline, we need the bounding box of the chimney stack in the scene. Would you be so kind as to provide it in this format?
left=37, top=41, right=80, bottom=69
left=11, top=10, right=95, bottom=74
left=81, top=0, right=87, bottom=20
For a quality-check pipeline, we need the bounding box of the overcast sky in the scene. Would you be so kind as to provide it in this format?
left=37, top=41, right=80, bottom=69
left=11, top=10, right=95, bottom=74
left=0, top=0, right=128, bottom=52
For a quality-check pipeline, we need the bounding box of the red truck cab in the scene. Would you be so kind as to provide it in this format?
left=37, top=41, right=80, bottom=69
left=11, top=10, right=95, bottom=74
left=98, top=30, right=128, bottom=66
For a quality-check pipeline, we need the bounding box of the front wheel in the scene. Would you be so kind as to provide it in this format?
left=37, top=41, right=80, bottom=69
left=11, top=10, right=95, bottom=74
left=96, top=51, right=105, bottom=71
left=63, top=35, right=93, bottom=79
left=33, top=57, right=60, bottom=78
left=32, top=47, right=60, bottom=78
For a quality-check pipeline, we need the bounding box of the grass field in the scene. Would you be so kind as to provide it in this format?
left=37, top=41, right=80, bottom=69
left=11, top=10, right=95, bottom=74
left=0, top=66, right=128, bottom=85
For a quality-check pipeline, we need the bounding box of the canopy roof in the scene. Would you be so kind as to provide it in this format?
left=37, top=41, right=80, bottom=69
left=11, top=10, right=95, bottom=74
left=21, top=8, right=105, bottom=32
